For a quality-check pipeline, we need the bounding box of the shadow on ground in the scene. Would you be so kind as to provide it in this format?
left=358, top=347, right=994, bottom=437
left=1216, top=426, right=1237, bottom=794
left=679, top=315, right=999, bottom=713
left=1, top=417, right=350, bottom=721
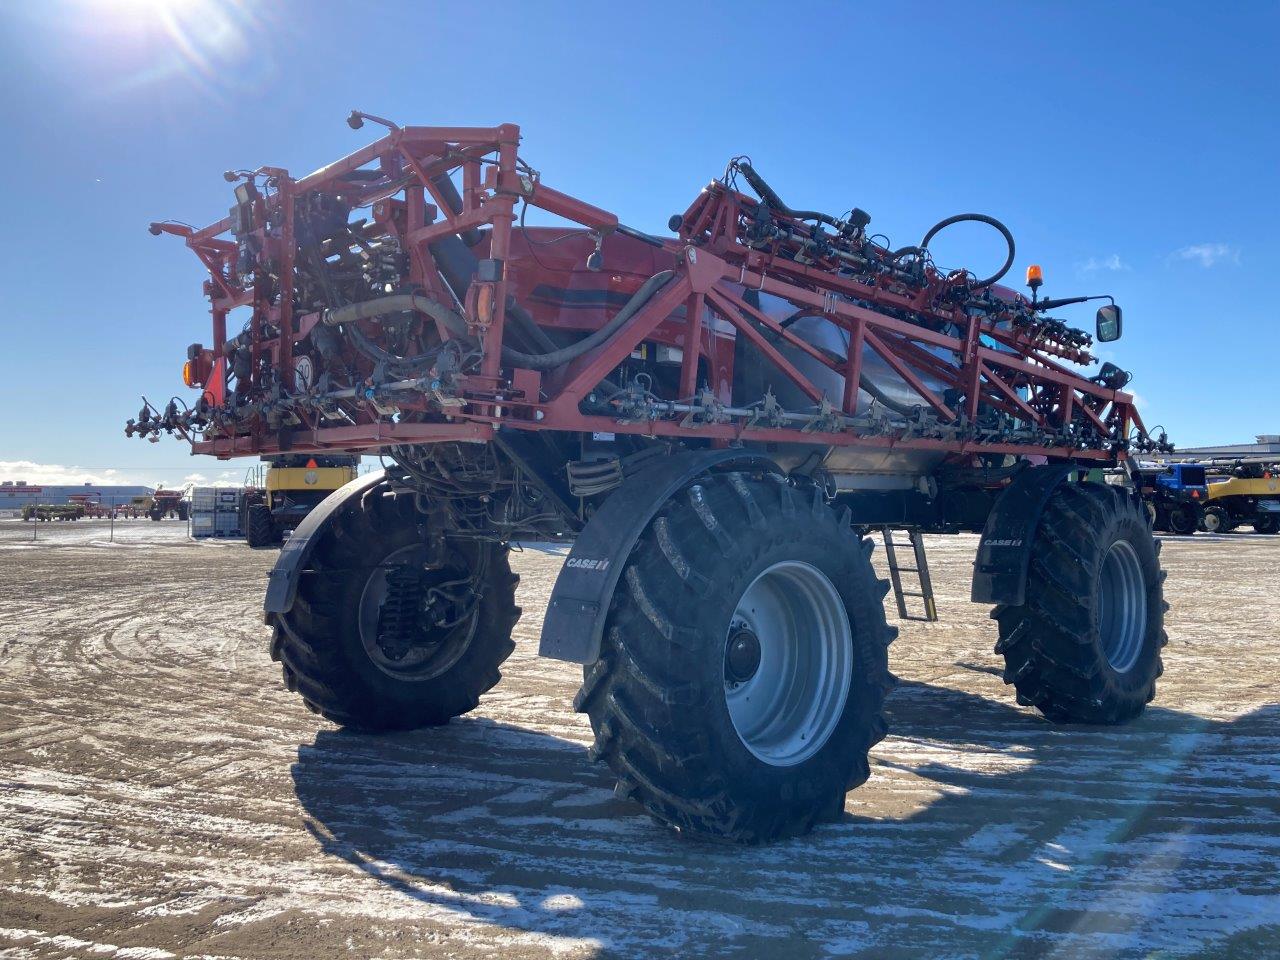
left=292, top=681, right=1280, bottom=959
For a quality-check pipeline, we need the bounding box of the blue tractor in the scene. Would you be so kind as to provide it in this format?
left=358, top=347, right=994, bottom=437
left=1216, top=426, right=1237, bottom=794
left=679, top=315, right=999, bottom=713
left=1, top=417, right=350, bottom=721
left=1136, top=462, right=1208, bottom=535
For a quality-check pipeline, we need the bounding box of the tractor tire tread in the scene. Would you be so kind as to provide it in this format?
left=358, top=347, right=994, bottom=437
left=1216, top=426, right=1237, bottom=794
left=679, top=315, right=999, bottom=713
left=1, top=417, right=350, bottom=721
left=579, top=471, right=894, bottom=843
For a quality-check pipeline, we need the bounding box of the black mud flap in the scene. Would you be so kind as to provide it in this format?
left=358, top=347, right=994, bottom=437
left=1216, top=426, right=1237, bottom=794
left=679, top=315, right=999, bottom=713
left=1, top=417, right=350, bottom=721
left=263, top=469, right=386, bottom=617
left=971, top=463, right=1077, bottom=606
left=539, top=448, right=778, bottom=664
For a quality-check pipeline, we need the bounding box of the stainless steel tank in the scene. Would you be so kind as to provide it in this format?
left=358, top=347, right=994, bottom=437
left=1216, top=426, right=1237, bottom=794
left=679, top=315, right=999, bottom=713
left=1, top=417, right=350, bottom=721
left=734, top=295, right=955, bottom=482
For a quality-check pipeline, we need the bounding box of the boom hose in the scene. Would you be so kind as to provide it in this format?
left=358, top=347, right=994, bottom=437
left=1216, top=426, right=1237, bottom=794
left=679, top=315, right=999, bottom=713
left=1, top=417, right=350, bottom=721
left=322, top=270, right=676, bottom=372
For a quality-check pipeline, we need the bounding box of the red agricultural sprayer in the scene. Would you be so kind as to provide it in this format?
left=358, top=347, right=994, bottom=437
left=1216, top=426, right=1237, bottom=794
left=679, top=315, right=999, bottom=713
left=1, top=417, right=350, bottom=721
left=129, top=112, right=1172, bottom=841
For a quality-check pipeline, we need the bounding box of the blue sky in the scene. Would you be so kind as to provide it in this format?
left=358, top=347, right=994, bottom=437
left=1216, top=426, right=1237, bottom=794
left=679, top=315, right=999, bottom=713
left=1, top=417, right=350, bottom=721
left=1, top=0, right=1276, bottom=486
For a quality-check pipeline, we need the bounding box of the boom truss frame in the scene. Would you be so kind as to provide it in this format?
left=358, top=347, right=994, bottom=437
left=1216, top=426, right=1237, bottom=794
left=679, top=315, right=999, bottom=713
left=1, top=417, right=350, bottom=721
left=147, top=122, right=1147, bottom=465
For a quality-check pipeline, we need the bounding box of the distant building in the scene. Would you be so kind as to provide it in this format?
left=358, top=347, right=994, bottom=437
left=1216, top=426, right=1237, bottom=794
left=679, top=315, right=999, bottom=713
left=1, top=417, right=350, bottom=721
left=1151, top=435, right=1280, bottom=464
left=0, top=481, right=155, bottom=514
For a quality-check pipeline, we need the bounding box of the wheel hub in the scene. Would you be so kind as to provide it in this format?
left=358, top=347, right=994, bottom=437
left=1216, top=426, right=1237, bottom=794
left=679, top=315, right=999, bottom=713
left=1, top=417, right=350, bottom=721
left=1097, top=538, right=1147, bottom=673
left=724, top=627, right=762, bottom=684
left=723, top=561, right=853, bottom=767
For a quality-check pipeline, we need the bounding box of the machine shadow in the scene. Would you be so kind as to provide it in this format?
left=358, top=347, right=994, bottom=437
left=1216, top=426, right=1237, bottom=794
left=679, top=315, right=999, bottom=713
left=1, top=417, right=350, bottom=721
left=291, top=683, right=1280, bottom=959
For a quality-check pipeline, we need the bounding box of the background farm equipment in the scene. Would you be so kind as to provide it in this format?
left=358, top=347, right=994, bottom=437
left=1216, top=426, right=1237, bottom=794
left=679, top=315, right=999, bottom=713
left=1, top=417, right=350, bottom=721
left=149, top=489, right=190, bottom=521
left=1203, top=461, right=1280, bottom=533
left=114, top=497, right=149, bottom=519
left=1135, top=462, right=1206, bottom=534
left=21, top=503, right=86, bottom=522
left=109, top=491, right=189, bottom=520
left=239, top=455, right=359, bottom=547
left=66, top=493, right=108, bottom=518
left=127, top=114, right=1171, bottom=842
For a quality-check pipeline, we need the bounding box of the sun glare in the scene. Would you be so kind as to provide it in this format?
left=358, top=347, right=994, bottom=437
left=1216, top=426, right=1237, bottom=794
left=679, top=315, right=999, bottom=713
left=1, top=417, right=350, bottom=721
left=86, top=0, right=201, bottom=16
left=63, top=0, right=269, bottom=100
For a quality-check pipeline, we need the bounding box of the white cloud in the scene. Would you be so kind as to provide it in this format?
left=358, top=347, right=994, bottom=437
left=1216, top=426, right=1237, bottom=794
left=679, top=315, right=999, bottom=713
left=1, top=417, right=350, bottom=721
left=0, top=461, right=242, bottom=491
left=181, top=470, right=243, bottom=489
left=1080, top=254, right=1129, bottom=273
left=0, top=460, right=141, bottom=487
left=1169, top=243, right=1240, bottom=268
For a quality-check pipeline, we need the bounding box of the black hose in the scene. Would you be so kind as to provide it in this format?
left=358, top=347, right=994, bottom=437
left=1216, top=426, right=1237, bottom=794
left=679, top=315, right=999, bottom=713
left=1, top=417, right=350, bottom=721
left=376, top=180, right=631, bottom=383
left=321, top=270, right=676, bottom=372
left=498, top=270, right=675, bottom=370
left=344, top=322, right=440, bottom=370
left=918, top=213, right=1015, bottom=289
left=737, top=161, right=1013, bottom=290
left=426, top=229, right=562, bottom=358
left=429, top=173, right=482, bottom=247
left=736, top=162, right=847, bottom=231
left=616, top=223, right=667, bottom=248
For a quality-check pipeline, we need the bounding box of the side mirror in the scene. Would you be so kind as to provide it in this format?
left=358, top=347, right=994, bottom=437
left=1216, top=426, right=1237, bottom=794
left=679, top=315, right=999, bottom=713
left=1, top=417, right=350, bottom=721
left=1096, top=304, right=1123, bottom=342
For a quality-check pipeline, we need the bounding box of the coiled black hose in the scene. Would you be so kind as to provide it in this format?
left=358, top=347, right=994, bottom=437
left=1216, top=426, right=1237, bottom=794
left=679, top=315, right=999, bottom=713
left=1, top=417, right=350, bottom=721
left=919, top=213, right=1015, bottom=289
left=736, top=160, right=1015, bottom=290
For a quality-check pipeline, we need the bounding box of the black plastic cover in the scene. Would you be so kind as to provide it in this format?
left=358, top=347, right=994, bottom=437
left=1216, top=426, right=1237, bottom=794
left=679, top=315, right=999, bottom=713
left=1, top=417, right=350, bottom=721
left=970, top=463, right=1076, bottom=606
left=263, top=469, right=386, bottom=616
left=538, top=448, right=777, bottom=664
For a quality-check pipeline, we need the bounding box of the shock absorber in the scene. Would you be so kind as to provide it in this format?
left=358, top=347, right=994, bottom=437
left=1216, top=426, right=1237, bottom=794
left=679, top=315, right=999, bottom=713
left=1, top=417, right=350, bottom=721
left=375, top=564, right=424, bottom=661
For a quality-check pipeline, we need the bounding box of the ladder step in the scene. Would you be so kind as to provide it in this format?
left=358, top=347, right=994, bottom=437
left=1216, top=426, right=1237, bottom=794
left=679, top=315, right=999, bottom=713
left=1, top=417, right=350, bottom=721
left=882, top=526, right=938, bottom=622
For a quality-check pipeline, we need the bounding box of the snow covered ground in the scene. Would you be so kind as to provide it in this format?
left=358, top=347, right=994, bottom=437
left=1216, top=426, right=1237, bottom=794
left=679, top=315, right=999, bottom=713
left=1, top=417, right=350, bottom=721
left=1, top=523, right=1277, bottom=958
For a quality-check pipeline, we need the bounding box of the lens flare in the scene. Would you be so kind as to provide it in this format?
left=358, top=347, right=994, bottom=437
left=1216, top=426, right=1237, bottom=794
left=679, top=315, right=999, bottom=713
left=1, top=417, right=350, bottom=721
left=64, top=0, right=274, bottom=101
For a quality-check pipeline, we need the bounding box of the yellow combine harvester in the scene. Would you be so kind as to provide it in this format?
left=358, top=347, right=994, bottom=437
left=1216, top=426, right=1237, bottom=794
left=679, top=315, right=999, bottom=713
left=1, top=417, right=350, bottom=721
left=1201, top=462, right=1280, bottom=534
left=241, top=455, right=359, bottom=548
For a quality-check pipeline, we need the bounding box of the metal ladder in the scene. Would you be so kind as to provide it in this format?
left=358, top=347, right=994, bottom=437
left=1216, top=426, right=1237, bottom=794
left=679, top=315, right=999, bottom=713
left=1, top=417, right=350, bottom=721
left=881, top=527, right=938, bottom=622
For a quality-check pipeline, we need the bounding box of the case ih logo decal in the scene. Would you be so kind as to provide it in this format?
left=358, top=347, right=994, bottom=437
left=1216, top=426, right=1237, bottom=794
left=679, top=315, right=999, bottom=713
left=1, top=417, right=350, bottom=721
left=566, top=557, right=610, bottom=572
left=983, top=538, right=1024, bottom=548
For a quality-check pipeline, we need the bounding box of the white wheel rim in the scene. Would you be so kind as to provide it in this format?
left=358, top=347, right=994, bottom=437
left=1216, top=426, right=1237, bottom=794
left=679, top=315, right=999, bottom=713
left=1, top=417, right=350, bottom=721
left=724, top=561, right=853, bottom=766
left=1097, top=539, right=1147, bottom=673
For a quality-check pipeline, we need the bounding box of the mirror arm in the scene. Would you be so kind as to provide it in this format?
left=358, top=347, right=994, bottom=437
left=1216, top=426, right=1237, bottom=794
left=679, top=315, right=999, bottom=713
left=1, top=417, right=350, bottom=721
left=1032, top=294, right=1114, bottom=312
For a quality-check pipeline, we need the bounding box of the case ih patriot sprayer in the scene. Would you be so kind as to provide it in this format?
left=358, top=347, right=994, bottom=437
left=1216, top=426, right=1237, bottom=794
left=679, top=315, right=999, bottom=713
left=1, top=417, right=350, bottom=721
left=128, top=113, right=1172, bottom=842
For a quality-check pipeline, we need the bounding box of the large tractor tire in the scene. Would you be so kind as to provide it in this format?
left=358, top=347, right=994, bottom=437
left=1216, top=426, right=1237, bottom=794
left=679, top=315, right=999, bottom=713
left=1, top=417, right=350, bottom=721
left=576, top=472, right=896, bottom=843
left=245, top=503, right=281, bottom=548
left=267, top=484, right=520, bottom=731
left=994, top=482, right=1167, bottom=725
left=1201, top=504, right=1231, bottom=534
left=1166, top=504, right=1197, bottom=536
left=1254, top=514, right=1280, bottom=535
left=1151, top=505, right=1169, bottom=533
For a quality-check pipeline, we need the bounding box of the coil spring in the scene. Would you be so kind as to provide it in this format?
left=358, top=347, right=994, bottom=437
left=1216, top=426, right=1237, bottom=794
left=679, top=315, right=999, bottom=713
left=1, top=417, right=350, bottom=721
left=375, top=564, right=423, bottom=661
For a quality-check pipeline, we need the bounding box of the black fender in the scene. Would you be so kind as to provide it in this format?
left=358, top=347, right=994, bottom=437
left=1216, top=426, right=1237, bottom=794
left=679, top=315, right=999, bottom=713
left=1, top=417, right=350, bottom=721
left=970, top=463, right=1076, bottom=606
left=538, top=448, right=779, bottom=664
left=263, top=469, right=387, bottom=617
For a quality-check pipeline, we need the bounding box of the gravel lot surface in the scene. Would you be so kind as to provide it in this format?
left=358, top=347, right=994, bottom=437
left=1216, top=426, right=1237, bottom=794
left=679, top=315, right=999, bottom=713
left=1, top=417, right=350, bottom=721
left=1, top=518, right=1277, bottom=959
